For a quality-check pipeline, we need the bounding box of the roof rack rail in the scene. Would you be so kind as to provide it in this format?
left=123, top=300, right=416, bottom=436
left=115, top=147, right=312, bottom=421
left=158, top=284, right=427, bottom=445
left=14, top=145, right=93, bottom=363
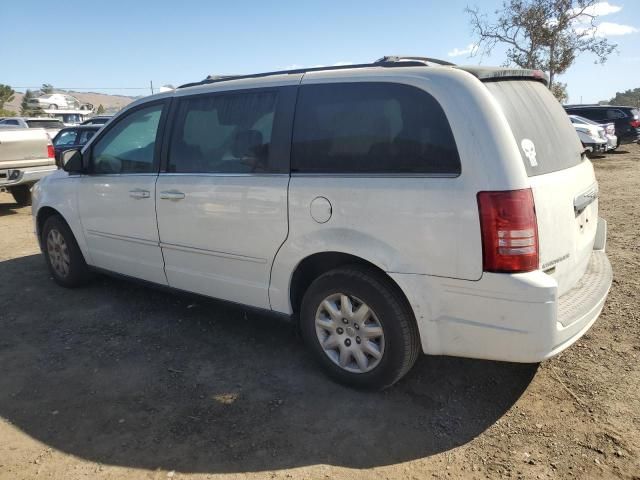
left=375, top=55, right=456, bottom=66
left=563, top=103, right=601, bottom=107
left=178, top=55, right=452, bottom=89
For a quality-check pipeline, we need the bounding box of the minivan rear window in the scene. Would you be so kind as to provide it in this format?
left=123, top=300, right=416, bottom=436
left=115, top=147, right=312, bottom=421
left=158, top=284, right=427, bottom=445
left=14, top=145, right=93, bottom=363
left=485, top=80, right=583, bottom=176
left=292, top=82, right=460, bottom=175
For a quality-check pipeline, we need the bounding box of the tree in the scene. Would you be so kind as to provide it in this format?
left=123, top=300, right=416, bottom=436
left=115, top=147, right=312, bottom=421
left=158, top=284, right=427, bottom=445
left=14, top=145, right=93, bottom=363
left=41, top=84, right=54, bottom=94
left=609, top=87, right=640, bottom=108
left=550, top=82, right=568, bottom=103
left=0, top=108, right=16, bottom=117
left=466, top=0, right=617, bottom=99
left=0, top=84, right=15, bottom=110
left=20, top=90, right=43, bottom=116
left=96, top=104, right=105, bottom=114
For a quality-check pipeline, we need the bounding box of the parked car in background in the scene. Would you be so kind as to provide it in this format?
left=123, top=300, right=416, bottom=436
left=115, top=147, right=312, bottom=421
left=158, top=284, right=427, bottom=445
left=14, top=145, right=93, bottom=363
left=0, top=128, right=56, bottom=205
left=33, top=58, right=612, bottom=389
left=28, top=93, right=81, bottom=110
left=564, top=105, right=640, bottom=147
left=568, top=115, right=609, bottom=153
left=56, top=113, right=83, bottom=126
left=52, top=125, right=101, bottom=163
left=569, top=115, right=617, bottom=151
left=0, top=117, right=64, bottom=138
left=81, top=115, right=112, bottom=126
left=51, top=112, right=93, bottom=127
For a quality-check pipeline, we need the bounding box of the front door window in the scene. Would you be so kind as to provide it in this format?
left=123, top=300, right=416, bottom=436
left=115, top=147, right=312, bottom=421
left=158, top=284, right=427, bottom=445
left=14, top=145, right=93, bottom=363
left=90, top=104, right=163, bottom=174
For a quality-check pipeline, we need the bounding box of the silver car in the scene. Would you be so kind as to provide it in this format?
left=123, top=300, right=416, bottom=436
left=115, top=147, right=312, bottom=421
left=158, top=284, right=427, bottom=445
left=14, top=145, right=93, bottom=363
left=27, top=94, right=81, bottom=110
left=569, top=115, right=617, bottom=151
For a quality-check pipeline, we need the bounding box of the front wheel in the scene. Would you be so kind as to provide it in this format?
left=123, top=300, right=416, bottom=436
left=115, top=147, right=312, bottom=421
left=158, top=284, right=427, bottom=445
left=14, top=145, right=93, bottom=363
left=300, top=266, right=420, bottom=390
left=42, top=215, right=92, bottom=287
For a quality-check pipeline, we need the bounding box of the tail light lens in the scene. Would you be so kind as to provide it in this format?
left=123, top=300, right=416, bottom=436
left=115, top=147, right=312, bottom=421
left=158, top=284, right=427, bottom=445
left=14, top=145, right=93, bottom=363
left=477, top=189, right=539, bottom=273
left=630, top=119, right=640, bottom=128
left=47, top=144, right=55, bottom=159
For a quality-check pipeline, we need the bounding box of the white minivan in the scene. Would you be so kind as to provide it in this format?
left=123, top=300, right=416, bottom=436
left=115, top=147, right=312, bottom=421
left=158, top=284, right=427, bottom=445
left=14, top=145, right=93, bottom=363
left=32, top=57, right=612, bottom=389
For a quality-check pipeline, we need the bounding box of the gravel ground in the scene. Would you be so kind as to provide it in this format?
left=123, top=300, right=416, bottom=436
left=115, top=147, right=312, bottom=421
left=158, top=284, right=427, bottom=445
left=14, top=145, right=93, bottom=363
left=0, top=145, right=638, bottom=480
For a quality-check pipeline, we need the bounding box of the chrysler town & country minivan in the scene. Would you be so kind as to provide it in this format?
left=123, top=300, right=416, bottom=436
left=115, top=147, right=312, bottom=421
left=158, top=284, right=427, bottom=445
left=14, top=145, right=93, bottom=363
left=32, top=56, right=612, bottom=389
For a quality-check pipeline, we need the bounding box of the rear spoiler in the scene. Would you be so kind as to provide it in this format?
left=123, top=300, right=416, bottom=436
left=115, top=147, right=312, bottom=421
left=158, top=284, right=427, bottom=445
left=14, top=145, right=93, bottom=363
left=456, top=66, right=549, bottom=86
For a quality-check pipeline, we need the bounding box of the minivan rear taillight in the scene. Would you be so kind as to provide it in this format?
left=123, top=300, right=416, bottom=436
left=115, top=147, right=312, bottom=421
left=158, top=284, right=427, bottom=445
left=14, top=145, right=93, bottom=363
left=47, top=144, right=55, bottom=159
left=477, top=189, right=539, bottom=273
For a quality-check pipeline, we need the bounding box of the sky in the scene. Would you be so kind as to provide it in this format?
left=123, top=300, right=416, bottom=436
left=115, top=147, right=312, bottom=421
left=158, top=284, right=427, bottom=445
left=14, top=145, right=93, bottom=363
left=3, top=0, right=639, bottom=103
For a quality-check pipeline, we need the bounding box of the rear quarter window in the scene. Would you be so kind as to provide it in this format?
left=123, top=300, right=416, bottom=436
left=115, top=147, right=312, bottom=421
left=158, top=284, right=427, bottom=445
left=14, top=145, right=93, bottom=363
left=292, top=82, right=460, bottom=175
left=486, top=80, right=583, bottom=176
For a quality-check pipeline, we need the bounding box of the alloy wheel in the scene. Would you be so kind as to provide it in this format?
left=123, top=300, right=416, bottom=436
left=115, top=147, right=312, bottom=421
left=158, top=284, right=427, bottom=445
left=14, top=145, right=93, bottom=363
left=46, top=229, right=70, bottom=278
left=315, top=293, right=385, bottom=373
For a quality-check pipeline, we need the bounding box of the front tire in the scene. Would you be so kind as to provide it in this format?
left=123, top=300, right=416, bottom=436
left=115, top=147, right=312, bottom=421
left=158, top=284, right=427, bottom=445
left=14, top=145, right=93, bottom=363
left=42, top=215, right=92, bottom=287
left=300, top=265, right=420, bottom=390
left=9, top=185, right=32, bottom=206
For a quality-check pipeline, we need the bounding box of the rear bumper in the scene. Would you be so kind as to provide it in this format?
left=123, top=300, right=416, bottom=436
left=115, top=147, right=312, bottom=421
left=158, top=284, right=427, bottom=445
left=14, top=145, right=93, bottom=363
left=0, top=165, right=58, bottom=188
left=391, top=228, right=612, bottom=363
left=540, top=250, right=611, bottom=358
left=584, top=141, right=607, bottom=153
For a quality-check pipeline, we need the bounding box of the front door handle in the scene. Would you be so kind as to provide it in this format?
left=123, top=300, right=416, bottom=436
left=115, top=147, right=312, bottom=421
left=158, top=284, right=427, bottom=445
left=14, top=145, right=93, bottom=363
left=129, top=189, right=150, bottom=199
left=159, top=190, right=186, bottom=201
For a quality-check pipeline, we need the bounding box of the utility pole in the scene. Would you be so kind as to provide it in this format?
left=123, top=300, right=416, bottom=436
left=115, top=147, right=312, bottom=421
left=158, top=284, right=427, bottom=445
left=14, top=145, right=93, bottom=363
left=150, top=80, right=154, bottom=95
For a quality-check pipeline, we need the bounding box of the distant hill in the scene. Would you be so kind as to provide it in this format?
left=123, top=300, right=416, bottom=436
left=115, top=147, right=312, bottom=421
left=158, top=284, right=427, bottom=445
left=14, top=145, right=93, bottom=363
left=4, top=90, right=139, bottom=114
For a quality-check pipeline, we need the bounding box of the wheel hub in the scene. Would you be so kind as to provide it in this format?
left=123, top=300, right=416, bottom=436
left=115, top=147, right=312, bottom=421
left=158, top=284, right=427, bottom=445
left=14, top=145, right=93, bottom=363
left=314, top=293, right=385, bottom=374
left=46, top=229, right=70, bottom=278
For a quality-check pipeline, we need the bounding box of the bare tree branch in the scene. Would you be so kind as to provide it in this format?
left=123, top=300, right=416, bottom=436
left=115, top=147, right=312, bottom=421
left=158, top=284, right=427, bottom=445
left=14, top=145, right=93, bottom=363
left=464, top=0, right=617, bottom=98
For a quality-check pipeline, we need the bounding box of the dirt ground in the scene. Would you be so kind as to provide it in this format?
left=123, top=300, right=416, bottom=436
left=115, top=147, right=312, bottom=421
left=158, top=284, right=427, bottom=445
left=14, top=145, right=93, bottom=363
left=0, top=145, right=638, bottom=480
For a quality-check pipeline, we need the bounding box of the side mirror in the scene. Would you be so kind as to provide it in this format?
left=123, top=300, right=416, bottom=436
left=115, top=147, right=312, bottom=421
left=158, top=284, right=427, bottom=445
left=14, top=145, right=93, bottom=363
left=60, top=149, right=83, bottom=173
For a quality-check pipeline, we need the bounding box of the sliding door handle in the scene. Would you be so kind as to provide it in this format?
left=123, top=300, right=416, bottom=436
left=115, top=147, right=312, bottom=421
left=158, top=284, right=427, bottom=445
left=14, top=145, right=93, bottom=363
left=129, top=189, right=150, bottom=199
left=160, top=190, right=186, bottom=200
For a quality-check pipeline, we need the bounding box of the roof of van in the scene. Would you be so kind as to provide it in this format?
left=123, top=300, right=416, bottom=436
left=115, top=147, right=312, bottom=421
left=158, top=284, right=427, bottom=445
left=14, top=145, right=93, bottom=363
left=177, top=56, right=549, bottom=90
left=565, top=104, right=638, bottom=110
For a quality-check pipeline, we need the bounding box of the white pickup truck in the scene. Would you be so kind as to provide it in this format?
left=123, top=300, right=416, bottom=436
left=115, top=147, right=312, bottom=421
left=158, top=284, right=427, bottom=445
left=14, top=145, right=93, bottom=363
left=0, top=128, right=57, bottom=205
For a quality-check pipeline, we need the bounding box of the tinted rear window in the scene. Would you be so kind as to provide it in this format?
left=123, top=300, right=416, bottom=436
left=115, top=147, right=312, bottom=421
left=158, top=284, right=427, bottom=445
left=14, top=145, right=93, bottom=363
left=292, top=82, right=460, bottom=175
left=168, top=90, right=279, bottom=174
left=26, top=120, right=64, bottom=129
left=486, top=80, right=583, bottom=176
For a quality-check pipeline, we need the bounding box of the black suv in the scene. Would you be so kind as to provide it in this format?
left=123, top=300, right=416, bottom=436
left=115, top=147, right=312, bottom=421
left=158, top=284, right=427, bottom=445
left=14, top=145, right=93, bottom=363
left=564, top=105, right=640, bottom=147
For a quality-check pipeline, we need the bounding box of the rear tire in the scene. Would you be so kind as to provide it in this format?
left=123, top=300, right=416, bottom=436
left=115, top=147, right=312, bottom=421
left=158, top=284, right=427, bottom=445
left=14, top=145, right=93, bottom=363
left=300, top=265, right=420, bottom=390
left=49, top=104, right=58, bottom=110
left=9, top=185, right=32, bottom=206
left=42, top=215, right=92, bottom=288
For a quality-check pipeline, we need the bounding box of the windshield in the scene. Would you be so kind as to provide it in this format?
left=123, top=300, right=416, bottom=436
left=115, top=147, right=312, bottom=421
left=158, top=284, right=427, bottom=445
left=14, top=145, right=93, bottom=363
left=56, top=114, right=82, bottom=123
left=485, top=80, right=583, bottom=176
left=54, top=130, right=78, bottom=146
left=26, top=120, right=65, bottom=129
